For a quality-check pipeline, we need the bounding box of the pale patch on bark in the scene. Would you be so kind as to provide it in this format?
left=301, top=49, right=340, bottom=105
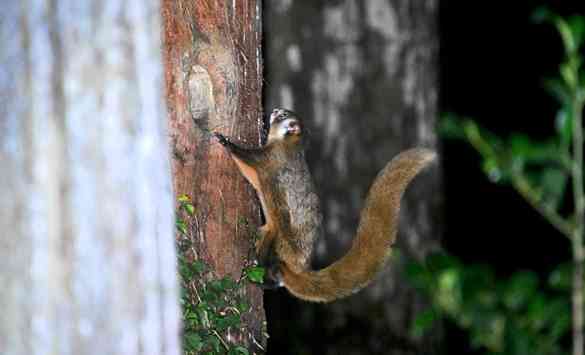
left=188, top=65, right=215, bottom=122
left=323, top=0, right=361, bottom=42
left=403, top=46, right=438, bottom=146
left=313, top=1, right=364, bottom=174
left=311, top=50, right=356, bottom=174
left=365, top=0, right=407, bottom=79
left=365, top=0, right=399, bottom=39
left=286, top=44, right=302, bottom=72
left=279, top=84, right=294, bottom=110
left=273, top=0, right=293, bottom=14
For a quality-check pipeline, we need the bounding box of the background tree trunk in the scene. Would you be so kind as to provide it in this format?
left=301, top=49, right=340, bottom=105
left=0, top=2, right=180, bottom=355
left=161, top=0, right=266, bottom=352
left=263, top=1, right=442, bottom=354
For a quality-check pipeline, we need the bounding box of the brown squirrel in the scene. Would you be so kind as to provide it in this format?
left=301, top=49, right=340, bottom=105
left=214, top=108, right=436, bottom=302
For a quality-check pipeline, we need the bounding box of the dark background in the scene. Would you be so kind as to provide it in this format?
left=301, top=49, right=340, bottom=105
left=442, top=0, right=584, bottom=353
left=442, top=0, right=584, bottom=274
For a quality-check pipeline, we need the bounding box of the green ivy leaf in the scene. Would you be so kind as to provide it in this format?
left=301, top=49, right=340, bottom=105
left=541, top=167, right=568, bottom=209
left=509, top=134, right=533, bottom=157
left=237, top=302, right=250, bottom=313
left=216, top=314, right=241, bottom=331
left=219, top=277, right=238, bottom=290
left=436, top=268, right=463, bottom=316
left=527, top=294, right=548, bottom=331
left=180, top=263, right=193, bottom=278
left=482, top=157, right=504, bottom=183
left=411, top=309, right=437, bottom=338
left=176, top=219, right=188, bottom=235
left=208, top=280, right=224, bottom=292
left=192, top=260, right=206, bottom=274
left=201, top=288, right=219, bottom=303
left=184, top=333, right=203, bottom=352
left=185, top=333, right=203, bottom=351
left=561, top=61, right=578, bottom=89
left=508, top=134, right=561, bottom=164
left=558, top=19, right=577, bottom=54
left=555, top=108, right=573, bottom=146
left=405, top=261, right=432, bottom=290
left=461, top=265, right=495, bottom=303
left=471, top=312, right=505, bottom=352
left=547, top=299, right=571, bottom=339
left=178, top=194, right=191, bottom=203
left=548, top=262, right=572, bottom=290
left=503, top=271, right=538, bottom=311
left=184, top=203, right=196, bottom=215
left=244, top=266, right=265, bottom=284
left=567, top=15, right=585, bottom=51
left=214, top=317, right=228, bottom=331
left=439, top=113, right=466, bottom=139
left=208, top=336, right=221, bottom=353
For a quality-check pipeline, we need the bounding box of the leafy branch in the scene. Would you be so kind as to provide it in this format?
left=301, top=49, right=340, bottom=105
left=176, top=194, right=265, bottom=355
left=410, top=10, right=585, bottom=355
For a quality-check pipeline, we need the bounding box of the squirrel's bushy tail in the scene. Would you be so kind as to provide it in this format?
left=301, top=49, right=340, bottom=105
left=280, top=148, right=436, bottom=302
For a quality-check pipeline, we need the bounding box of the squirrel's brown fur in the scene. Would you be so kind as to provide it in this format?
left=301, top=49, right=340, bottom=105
left=215, top=108, right=435, bottom=302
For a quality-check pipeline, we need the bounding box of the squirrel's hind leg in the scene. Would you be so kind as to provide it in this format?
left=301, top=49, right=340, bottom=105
left=255, top=226, right=283, bottom=289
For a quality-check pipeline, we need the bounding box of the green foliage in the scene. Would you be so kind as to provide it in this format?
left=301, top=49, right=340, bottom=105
left=243, top=266, right=265, bottom=284
left=408, top=254, right=571, bottom=354
left=439, top=8, right=585, bottom=239
left=409, top=10, right=585, bottom=355
left=176, top=194, right=264, bottom=355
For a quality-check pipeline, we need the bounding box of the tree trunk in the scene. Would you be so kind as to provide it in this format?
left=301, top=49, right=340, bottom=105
left=161, top=0, right=266, bottom=352
left=0, top=2, right=180, bottom=355
left=263, top=1, right=441, bottom=354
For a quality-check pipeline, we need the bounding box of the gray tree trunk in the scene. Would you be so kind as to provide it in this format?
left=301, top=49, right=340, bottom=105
left=0, top=2, right=180, bottom=355
left=264, top=1, right=441, bottom=354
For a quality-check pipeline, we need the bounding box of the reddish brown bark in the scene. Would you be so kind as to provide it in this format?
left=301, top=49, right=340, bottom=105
left=161, top=0, right=265, bottom=351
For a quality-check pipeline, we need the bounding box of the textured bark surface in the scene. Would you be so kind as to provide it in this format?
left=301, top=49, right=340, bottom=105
left=0, top=2, right=179, bottom=355
left=264, top=1, right=442, bottom=354
left=161, top=0, right=266, bottom=351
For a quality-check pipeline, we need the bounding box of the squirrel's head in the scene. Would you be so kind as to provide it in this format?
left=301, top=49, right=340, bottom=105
left=267, top=108, right=304, bottom=146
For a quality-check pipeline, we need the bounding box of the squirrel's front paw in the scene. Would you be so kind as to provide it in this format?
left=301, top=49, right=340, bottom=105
left=213, top=132, right=229, bottom=146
